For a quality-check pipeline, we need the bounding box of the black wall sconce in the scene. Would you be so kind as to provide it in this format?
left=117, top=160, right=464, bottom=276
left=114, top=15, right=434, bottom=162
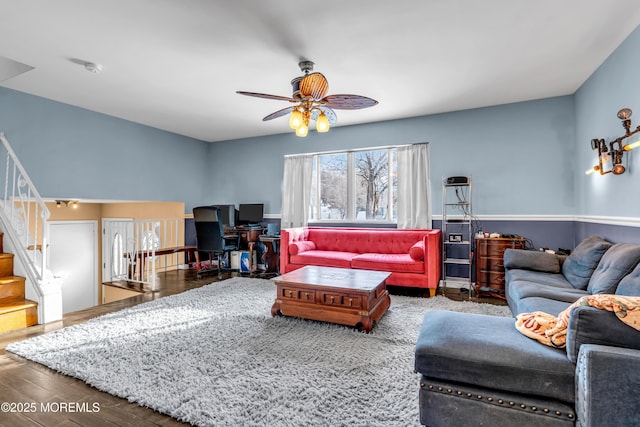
left=586, top=108, right=640, bottom=175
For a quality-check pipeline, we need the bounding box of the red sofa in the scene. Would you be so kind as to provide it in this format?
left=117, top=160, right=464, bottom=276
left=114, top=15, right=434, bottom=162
left=280, top=227, right=441, bottom=296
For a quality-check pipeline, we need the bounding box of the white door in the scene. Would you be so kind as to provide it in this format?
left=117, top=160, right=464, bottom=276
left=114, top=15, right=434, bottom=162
left=49, top=221, right=98, bottom=314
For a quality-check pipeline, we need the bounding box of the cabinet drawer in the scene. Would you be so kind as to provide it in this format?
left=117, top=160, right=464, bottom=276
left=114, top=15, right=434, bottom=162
left=342, top=295, right=361, bottom=308
left=477, top=271, right=505, bottom=286
left=481, top=245, right=511, bottom=257
left=321, top=292, right=342, bottom=306
left=477, top=239, right=525, bottom=253
left=477, top=257, right=505, bottom=271
left=281, top=287, right=315, bottom=302
left=319, top=292, right=361, bottom=308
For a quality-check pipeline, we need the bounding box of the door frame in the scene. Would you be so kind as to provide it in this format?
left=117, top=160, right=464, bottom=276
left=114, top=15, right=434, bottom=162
left=48, top=220, right=99, bottom=309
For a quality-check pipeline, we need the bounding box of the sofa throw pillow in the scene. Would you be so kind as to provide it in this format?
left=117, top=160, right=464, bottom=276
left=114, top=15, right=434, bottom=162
left=288, top=241, right=316, bottom=256
left=587, top=243, right=640, bottom=295
left=503, top=249, right=560, bottom=273
left=616, top=261, right=640, bottom=296
left=409, top=240, right=425, bottom=261
left=562, top=236, right=612, bottom=290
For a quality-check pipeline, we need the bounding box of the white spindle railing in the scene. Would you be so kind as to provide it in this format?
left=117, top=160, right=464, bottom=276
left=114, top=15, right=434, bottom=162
left=0, top=132, right=54, bottom=312
left=105, top=218, right=185, bottom=291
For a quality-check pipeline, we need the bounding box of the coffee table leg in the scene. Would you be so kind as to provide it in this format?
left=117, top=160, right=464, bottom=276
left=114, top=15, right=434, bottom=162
left=271, top=300, right=282, bottom=317
left=359, top=292, right=391, bottom=332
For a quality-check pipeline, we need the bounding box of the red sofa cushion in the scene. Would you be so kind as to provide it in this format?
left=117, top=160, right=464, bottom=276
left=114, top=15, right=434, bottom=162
left=290, top=250, right=357, bottom=269
left=352, top=253, right=424, bottom=273
left=307, top=228, right=423, bottom=254
left=409, top=240, right=425, bottom=260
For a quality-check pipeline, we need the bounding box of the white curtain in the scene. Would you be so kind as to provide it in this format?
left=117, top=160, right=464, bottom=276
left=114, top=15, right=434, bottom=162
left=397, top=143, right=432, bottom=229
left=281, top=154, right=313, bottom=228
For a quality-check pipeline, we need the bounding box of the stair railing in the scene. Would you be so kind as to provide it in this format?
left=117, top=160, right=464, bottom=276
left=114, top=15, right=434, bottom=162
left=105, top=218, right=185, bottom=291
left=0, top=132, right=51, bottom=301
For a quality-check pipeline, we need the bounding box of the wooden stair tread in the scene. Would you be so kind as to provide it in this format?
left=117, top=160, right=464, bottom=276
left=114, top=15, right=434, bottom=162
left=0, top=299, right=38, bottom=315
left=0, top=275, right=26, bottom=284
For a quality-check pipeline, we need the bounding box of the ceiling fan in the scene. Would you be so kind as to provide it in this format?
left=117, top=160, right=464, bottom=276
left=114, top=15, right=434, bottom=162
left=236, top=60, right=378, bottom=137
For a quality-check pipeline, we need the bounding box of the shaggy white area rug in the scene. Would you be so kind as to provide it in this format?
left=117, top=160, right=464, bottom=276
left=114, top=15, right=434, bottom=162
left=7, top=277, right=511, bottom=426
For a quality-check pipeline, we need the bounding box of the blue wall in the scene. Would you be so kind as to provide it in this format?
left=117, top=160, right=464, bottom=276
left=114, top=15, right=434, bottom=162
left=1, top=24, right=640, bottom=250
left=209, top=95, right=576, bottom=217
left=575, top=25, right=640, bottom=217
left=0, top=87, right=210, bottom=211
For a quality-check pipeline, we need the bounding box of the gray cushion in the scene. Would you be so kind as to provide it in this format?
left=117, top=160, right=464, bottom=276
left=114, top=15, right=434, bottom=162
left=616, top=261, right=640, bottom=296
left=415, top=310, right=575, bottom=403
left=562, top=236, right=612, bottom=290
left=513, top=296, right=572, bottom=317
left=508, top=281, right=587, bottom=306
left=506, top=269, right=573, bottom=289
left=503, top=249, right=561, bottom=273
left=566, top=306, right=640, bottom=363
left=587, top=243, right=640, bottom=294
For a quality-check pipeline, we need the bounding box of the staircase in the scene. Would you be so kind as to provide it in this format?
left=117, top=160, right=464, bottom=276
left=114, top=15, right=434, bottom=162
left=0, top=233, right=38, bottom=334
left=0, top=132, right=61, bottom=330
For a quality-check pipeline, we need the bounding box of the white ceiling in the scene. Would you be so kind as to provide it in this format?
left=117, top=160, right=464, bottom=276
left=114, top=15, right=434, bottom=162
left=1, top=1, right=639, bottom=143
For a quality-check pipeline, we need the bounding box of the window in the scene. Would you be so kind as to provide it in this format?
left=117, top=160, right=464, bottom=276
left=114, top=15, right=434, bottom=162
left=309, top=147, right=397, bottom=222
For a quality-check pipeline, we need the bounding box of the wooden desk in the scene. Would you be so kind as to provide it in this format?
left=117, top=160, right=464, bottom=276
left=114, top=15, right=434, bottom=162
left=237, top=227, right=263, bottom=246
left=258, top=235, right=280, bottom=273
left=126, top=245, right=198, bottom=278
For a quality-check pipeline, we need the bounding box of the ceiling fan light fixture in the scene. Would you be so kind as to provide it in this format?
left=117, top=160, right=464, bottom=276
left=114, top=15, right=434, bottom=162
left=295, top=123, right=308, bottom=137
left=289, top=109, right=303, bottom=129
left=237, top=60, right=377, bottom=139
left=316, top=113, right=330, bottom=133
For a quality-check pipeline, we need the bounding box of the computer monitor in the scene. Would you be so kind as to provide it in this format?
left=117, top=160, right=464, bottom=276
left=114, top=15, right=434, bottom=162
left=238, top=203, right=263, bottom=226
left=212, top=204, right=236, bottom=229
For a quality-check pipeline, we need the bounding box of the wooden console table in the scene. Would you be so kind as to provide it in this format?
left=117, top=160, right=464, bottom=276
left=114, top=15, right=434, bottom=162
left=126, top=245, right=198, bottom=278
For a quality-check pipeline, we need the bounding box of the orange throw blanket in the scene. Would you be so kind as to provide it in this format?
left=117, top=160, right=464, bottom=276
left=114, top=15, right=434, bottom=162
left=515, top=295, right=640, bottom=348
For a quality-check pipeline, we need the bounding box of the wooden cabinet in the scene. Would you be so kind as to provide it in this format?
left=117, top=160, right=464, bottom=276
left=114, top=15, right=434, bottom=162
left=475, top=237, right=525, bottom=297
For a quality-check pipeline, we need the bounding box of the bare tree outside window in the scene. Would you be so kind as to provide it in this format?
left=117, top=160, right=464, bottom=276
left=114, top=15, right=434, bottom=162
left=355, top=151, right=388, bottom=219
left=310, top=148, right=397, bottom=222
left=319, top=154, right=347, bottom=219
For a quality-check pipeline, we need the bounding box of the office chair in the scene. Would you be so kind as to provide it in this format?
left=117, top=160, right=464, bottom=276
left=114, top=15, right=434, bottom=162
left=192, top=206, right=240, bottom=279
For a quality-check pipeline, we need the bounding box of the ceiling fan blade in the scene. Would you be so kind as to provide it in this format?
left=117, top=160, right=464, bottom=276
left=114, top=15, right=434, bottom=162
left=311, top=105, right=337, bottom=125
left=300, top=72, right=329, bottom=100
left=263, top=106, right=295, bottom=121
left=236, top=91, right=296, bottom=102
left=323, top=94, right=378, bottom=110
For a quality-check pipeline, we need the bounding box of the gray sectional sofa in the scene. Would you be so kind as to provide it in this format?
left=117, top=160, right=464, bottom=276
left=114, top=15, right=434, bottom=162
left=414, top=236, right=640, bottom=427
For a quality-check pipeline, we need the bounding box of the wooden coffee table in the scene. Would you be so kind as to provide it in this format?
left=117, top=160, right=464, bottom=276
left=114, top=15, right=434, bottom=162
left=270, top=266, right=391, bottom=332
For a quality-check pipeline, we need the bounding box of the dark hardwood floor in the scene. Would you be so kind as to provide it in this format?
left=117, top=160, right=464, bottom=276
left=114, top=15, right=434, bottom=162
left=0, top=270, right=504, bottom=426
